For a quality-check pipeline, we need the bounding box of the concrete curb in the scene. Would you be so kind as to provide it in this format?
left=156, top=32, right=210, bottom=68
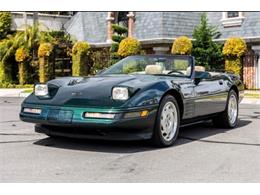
left=19, top=92, right=32, bottom=97
left=0, top=89, right=32, bottom=98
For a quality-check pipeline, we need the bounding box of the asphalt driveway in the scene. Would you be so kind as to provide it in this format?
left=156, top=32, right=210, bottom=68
left=0, top=97, right=259, bottom=182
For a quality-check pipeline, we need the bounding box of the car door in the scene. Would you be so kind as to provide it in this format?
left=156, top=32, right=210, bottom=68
left=194, top=75, right=227, bottom=117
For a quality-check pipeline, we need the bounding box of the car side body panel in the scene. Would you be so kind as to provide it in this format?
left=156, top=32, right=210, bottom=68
left=20, top=55, right=244, bottom=140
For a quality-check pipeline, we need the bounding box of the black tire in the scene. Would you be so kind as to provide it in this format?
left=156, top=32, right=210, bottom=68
left=212, top=90, right=238, bottom=128
left=151, top=95, right=180, bottom=147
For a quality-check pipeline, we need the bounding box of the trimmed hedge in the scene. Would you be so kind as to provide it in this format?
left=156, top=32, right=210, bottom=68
left=71, top=41, right=90, bottom=76
left=110, top=42, right=119, bottom=53
left=223, top=37, right=247, bottom=75
left=171, top=36, right=192, bottom=55
left=111, top=24, right=128, bottom=34
left=223, top=37, right=247, bottom=58
left=112, top=34, right=125, bottom=43
left=38, top=43, right=53, bottom=83
left=224, top=58, right=242, bottom=75
left=0, top=38, right=13, bottom=83
left=117, top=38, right=141, bottom=57
left=15, top=47, right=30, bottom=85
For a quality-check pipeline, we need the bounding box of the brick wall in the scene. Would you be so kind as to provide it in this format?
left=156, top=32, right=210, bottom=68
left=243, top=49, right=256, bottom=89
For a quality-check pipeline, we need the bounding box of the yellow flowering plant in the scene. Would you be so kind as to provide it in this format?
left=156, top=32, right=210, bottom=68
left=223, top=37, right=247, bottom=75
left=38, top=43, right=53, bottom=83
left=223, top=37, right=247, bottom=57
left=15, top=47, right=29, bottom=62
left=117, top=38, right=141, bottom=57
left=171, top=36, right=192, bottom=55
left=72, top=41, right=90, bottom=56
left=38, top=43, right=53, bottom=58
left=72, top=41, right=90, bottom=76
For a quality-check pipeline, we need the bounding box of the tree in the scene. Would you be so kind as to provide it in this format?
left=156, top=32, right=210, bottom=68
left=109, top=24, right=128, bottom=65
left=0, top=23, right=57, bottom=84
left=0, top=12, right=12, bottom=39
left=192, top=13, right=224, bottom=70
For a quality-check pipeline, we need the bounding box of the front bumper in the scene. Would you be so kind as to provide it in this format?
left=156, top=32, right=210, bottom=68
left=20, top=103, right=158, bottom=140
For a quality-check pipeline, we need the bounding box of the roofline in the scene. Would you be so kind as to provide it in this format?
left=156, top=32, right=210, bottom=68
left=89, top=36, right=260, bottom=48
left=213, top=36, right=260, bottom=43
left=11, top=12, right=72, bottom=19
left=89, top=37, right=193, bottom=48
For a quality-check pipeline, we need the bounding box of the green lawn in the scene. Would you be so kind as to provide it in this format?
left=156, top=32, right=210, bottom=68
left=244, top=93, right=260, bottom=98
left=21, top=89, right=33, bottom=93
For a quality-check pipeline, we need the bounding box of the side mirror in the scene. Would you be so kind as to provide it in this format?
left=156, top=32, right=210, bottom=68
left=194, top=77, right=201, bottom=85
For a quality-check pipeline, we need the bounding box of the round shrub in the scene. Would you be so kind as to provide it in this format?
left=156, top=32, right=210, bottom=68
left=15, top=47, right=29, bottom=62
left=112, top=24, right=128, bottom=34
left=112, top=35, right=125, bottom=43
left=117, top=38, right=141, bottom=57
left=223, top=37, right=247, bottom=57
left=38, top=43, right=53, bottom=58
left=171, top=36, right=192, bottom=55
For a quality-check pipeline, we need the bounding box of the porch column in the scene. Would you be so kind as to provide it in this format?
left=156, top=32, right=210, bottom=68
left=127, top=12, right=135, bottom=38
left=106, top=12, right=114, bottom=43
left=252, top=46, right=260, bottom=89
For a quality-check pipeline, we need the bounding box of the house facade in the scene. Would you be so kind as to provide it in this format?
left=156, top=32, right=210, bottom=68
left=10, top=12, right=260, bottom=89
left=207, top=12, right=260, bottom=89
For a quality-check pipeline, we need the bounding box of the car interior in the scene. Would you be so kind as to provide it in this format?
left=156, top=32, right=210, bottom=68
left=144, top=64, right=216, bottom=80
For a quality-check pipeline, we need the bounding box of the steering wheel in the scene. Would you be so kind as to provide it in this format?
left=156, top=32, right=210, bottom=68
left=167, top=70, right=185, bottom=75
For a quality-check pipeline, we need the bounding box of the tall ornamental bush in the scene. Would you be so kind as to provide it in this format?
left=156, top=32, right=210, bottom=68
left=117, top=38, right=141, bottom=57
left=0, top=38, right=13, bottom=83
left=15, top=47, right=30, bottom=85
left=109, top=24, right=128, bottom=65
left=38, top=43, right=53, bottom=83
left=72, top=41, right=90, bottom=76
left=192, top=13, right=224, bottom=70
left=171, top=36, right=192, bottom=55
left=223, top=37, right=247, bottom=75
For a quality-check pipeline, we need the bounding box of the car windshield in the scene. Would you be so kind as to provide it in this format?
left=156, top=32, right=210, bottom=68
left=101, top=55, right=192, bottom=77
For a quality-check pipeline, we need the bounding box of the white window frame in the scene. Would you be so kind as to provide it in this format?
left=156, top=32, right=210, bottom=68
left=221, top=12, right=245, bottom=27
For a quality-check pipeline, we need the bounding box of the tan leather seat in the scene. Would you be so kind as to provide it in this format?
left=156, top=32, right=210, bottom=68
left=145, top=65, right=163, bottom=75
left=186, top=65, right=206, bottom=75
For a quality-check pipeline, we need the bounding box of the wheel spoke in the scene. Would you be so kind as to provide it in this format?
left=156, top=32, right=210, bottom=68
left=160, top=101, right=178, bottom=142
left=228, top=94, right=237, bottom=124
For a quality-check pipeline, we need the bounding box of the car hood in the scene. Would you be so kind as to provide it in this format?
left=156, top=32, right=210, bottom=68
left=24, top=74, right=187, bottom=108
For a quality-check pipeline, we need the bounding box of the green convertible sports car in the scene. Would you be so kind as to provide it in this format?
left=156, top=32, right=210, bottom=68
left=20, top=55, right=244, bottom=147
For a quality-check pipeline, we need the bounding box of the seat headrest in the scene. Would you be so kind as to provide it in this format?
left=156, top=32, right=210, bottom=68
left=194, top=66, right=205, bottom=72
left=186, top=65, right=206, bottom=75
left=145, top=65, right=163, bottom=75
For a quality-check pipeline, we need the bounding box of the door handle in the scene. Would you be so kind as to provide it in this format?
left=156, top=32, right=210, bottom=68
left=219, top=80, right=223, bottom=85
